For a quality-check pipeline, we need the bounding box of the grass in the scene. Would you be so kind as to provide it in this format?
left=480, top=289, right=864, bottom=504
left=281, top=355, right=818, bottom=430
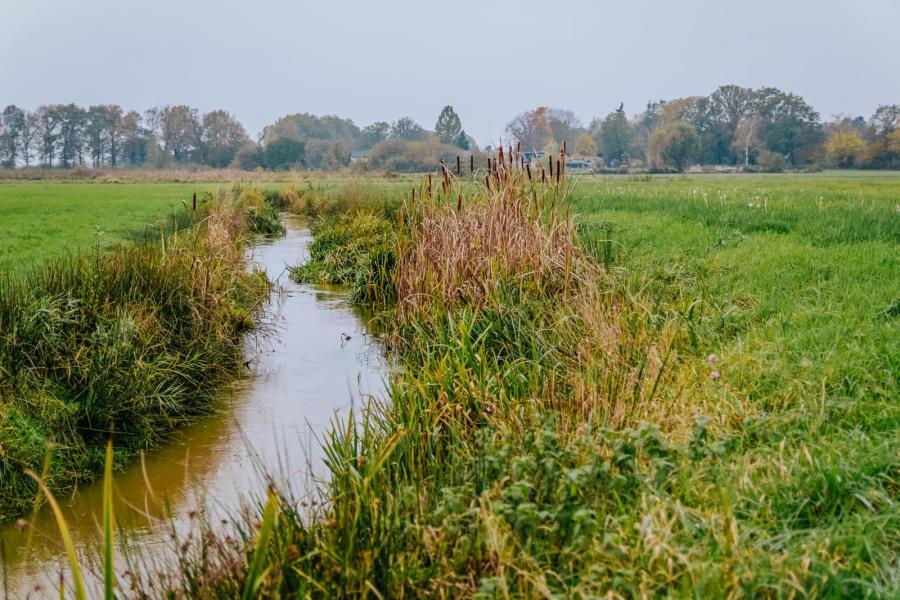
left=8, top=171, right=900, bottom=597
left=247, top=169, right=894, bottom=597
left=0, top=185, right=278, bottom=520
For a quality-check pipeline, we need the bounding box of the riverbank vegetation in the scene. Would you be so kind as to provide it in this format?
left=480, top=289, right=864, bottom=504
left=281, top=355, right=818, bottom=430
left=0, top=185, right=278, bottom=519
left=118, top=165, right=899, bottom=597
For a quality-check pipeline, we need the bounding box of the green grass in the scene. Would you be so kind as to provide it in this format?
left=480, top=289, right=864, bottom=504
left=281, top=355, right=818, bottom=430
left=0, top=182, right=218, bottom=273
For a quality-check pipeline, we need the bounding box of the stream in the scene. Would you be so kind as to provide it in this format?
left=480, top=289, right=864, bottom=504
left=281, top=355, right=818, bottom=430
left=0, top=215, right=388, bottom=597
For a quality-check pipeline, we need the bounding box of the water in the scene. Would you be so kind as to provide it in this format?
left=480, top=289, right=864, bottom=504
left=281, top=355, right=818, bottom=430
left=0, top=216, right=387, bottom=597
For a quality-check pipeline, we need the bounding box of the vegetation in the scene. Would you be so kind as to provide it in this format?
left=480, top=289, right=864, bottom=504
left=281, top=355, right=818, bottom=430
left=0, top=185, right=276, bottom=518
left=115, top=166, right=898, bottom=597
left=0, top=182, right=196, bottom=273
left=2, top=94, right=896, bottom=174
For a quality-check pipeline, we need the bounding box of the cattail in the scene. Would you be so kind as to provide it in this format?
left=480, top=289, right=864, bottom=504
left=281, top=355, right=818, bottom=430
left=526, top=164, right=532, bottom=180
left=485, top=175, right=490, bottom=190
left=192, top=192, right=196, bottom=212
left=549, top=157, right=553, bottom=178
left=556, top=159, right=561, bottom=183
left=412, top=187, right=416, bottom=203
left=562, top=140, right=567, bottom=156
left=470, top=155, right=475, bottom=174
left=541, top=167, right=546, bottom=183
left=427, top=173, right=432, bottom=197
left=457, top=192, right=463, bottom=213
left=456, top=155, right=461, bottom=175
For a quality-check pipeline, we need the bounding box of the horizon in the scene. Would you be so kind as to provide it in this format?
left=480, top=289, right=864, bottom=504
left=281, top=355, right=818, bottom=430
left=3, top=0, right=899, bottom=147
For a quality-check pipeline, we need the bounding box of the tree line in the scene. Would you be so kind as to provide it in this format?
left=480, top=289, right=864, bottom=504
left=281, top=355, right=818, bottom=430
left=506, top=86, right=899, bottom=171
left=1, top=88, right=897, bottom=171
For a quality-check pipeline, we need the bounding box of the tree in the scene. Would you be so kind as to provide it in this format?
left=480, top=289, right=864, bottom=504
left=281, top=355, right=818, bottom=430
left=648, top=121, right=699, bottom=171
left=825, top=127, right=865, bottom=167
left=261, top=113, right=361, bottom=150
left=34, top=106, right=59, bottom=166
left=262, top=137, right=305, bottom=170
left=506, top=107, right=554, bottom=152
left=574, top=132, right=597, bottom=156
left=0, top=105, right=25, bottom=168
left=598, top=105, right=633, bottom=163
left=456, top=130, right=471, bottom=150
left=120, top=111, right=149, bottom=166
left=732, top=116, right=762, bottom=168
left=547, top=108, right=585, bottom=152
left=390, top=117, right=428, bottom=141
left=865, top=104, right=899, bottom=168
left=752, top=88, right=821, bottom=165
left=147, top=105, right=201, bottom=163
left=435, top=106, right=462, bottom=145
left=85, top=105, right=112, bottom=167
left=21, top=111, right=38, bottom=166
left=360, top=122, right=390, bottom=149
left=199, top=110, right=249, bottom=168
left=708, top=85, right=755, bottom=164
left=55, top=104, right=86, bottom=167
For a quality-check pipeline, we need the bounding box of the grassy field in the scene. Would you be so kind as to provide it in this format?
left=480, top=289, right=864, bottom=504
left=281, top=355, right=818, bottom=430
left=160, top=170, right=897, bottom=598
left=2, top=173, right=898, bottom=597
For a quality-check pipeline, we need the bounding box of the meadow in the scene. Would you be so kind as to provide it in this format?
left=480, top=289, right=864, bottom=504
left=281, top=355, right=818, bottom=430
left=1, top=171, right=898, bottom=597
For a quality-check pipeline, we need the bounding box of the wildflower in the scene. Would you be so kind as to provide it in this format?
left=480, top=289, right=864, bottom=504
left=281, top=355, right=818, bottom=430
left=710, top=370, right=720, bottom=380
left=15, top=518, right=27, bottom=532
left=707, top=353, right=717, bottom=363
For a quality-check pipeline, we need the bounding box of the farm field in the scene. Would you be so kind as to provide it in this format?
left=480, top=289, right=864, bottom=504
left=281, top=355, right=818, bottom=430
left=0, top=182, right=232, bottom=273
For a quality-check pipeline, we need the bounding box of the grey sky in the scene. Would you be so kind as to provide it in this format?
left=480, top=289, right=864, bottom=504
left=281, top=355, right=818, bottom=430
left=2, top=0, right=898, bottom=146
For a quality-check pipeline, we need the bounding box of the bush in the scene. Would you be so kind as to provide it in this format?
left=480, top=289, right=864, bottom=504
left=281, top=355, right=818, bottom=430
left=756, top=149, right=787, bottom=172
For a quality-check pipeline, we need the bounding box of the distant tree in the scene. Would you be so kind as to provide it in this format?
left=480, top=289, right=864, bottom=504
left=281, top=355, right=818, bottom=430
left=390, top=117, right=429, bottom=141
left=21, top=110, right=38, bottom=166
left=456, top=129, right=471, bottom=150
left=261, top=113, right=360, bottom=150
left=865, top=104, right=899, bottom=168
left=120, top=111, right=150, bottom=166
left=199, top=110, right=249, bottom=168
left=55, top=104, right=86, bottom=167
left=648, top=121, right=699, bottom=171
left=574, top=132, right=597, bottom=156
left=147, top=105, right=201, bottom=163
left=752, top=88, right=821, bottom=165
left=825, top=127, right=865, bottom=167
left=598, top=105, right=633, bottom=162
left=0, top=105, right=25, bottom=168
left=506, top=107, right=553, bottom=152
left=85, top=105, right=112, bottom=167
left=34, top=106, right=59, bottom=166
left=435, top=106, right=462, bottom=145
left=262, top=137, right=305, bottom=170
left=360, top=121, right=390, bottom=149
left=708, top=85, right=755, bottom=163
left=547, top=108, right=585, bottom=152
left=732, top=115, right=762, bottom=168
left=104, top=105, right=124, bottom=167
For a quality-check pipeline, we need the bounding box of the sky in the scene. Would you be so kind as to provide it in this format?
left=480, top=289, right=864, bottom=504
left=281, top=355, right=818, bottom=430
left=1, top=0, right=898, bottom=146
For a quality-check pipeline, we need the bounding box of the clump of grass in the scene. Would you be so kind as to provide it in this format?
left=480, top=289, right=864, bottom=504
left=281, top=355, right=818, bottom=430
left=0, top=187, right=273, bottom=519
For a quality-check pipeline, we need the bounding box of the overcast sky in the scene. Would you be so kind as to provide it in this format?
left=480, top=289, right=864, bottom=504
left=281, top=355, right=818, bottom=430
left=2, top=0, right=898, bottom=146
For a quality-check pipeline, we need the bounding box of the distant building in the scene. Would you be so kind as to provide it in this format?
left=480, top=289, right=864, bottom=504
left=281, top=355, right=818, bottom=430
left=522, top=151, right=545, bottom=165
left=350, top=150, right=370, bottom=162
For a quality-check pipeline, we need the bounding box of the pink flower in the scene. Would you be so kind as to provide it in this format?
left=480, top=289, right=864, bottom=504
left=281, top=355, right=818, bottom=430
left=710, top=370, right=720, bottom=380
left=707, top=353, right=717, bottom=363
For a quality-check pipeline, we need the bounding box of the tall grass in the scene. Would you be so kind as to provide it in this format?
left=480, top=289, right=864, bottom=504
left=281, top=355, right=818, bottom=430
left=0, top=185, right=274, bottom=519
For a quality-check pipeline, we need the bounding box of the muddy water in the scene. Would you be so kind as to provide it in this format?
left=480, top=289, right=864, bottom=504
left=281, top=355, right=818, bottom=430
left=1, top=216, right=387, bottom=597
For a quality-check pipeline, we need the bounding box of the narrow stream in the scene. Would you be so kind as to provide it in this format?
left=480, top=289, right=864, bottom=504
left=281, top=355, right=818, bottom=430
left=1, top=216, right=387, bottom=597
